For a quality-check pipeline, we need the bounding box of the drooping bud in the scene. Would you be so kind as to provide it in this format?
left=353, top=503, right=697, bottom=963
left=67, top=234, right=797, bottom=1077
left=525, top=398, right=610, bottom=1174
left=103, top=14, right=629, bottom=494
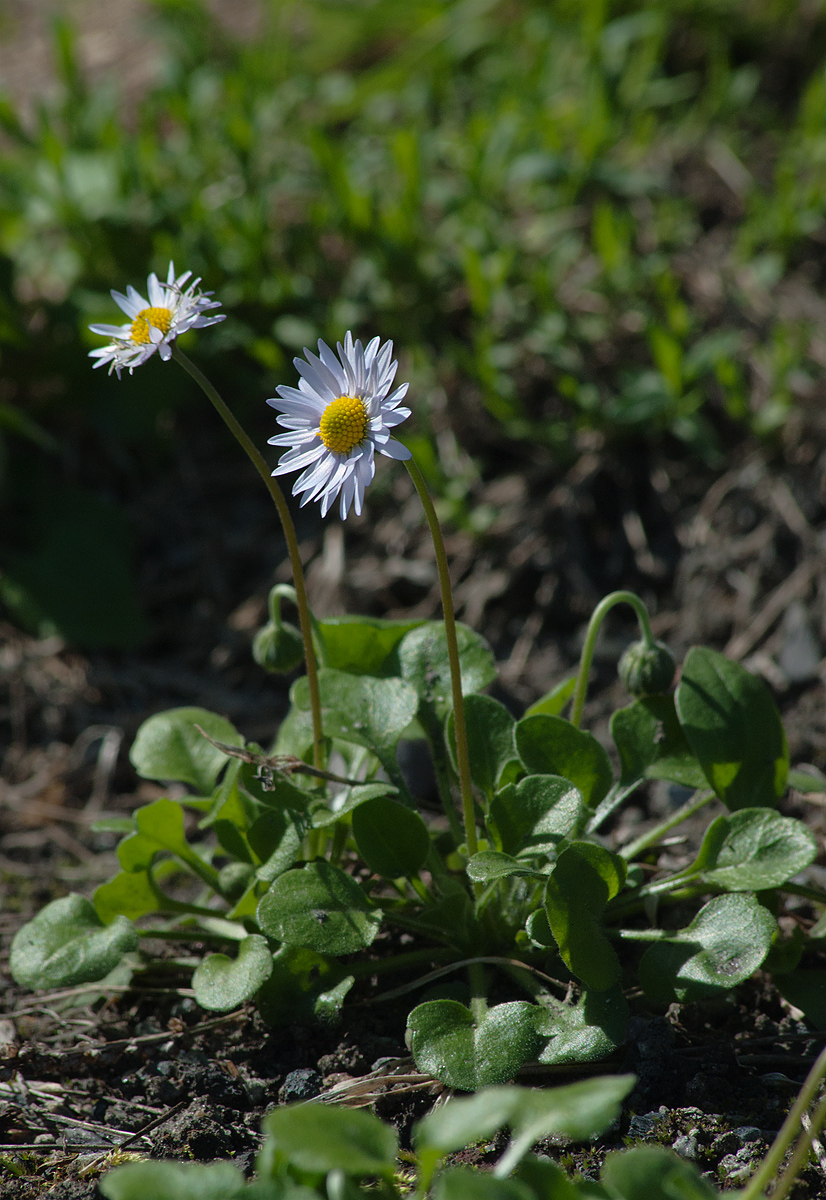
left=252, top=586, right=304, bottom=674
left=618, top=638, right=676, bottom=698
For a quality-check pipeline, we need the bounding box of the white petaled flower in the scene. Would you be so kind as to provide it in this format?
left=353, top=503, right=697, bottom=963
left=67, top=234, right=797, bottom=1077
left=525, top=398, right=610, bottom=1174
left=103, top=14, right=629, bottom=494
left=266, top=333, right=411, bottom=519
left=88, top=262, right=225, bottom=377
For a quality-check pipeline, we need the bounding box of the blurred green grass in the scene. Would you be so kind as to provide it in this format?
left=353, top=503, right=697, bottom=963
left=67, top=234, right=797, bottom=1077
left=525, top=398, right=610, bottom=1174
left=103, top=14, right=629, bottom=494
left=1, top=0, right=826, bottom=645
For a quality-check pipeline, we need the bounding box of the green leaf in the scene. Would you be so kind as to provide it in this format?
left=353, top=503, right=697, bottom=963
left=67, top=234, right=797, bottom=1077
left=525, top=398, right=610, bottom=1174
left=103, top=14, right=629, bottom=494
left=775, top=970, right=826, bottom=1030
left=292, top=668, right=418, bottom=769
left=514, top=716, right=612, bottom=808
left=693, top=808, right=817, bottom=891
left=100, top=1160, right=246, bottom=1200
left=352, top=795, right=430, bottom=878
left=466, top=851, right=545, bottom=883
left=537, top=988, right=629, bottom=1066
left=447, top=694, right=516, bottom=800
left=489, top=775, right=586, bottom=857
left=399, top=621, right=497, bottom=722
left=318, top=614, right=424, bottom=676
left=601, top=1145, right=718, bottom=1200
left=676, top=647, right=788, bottom=809
left=415, top=1077, right=634, bottom=1174
left=256, top=945, right=353, bottom=1027
left=545, top=842, right=626, bottom=990
left=130, top=707, right=243, bottom=794
left=262, top=1103, right=397, bottom=1175
left=309, top=781, right=399, bottom=828
left=407, top=1000, right=541, bottom=1091
left=787, top=768, right=826, bottom=794
left=525, top=676, right=577, bottom=718
left=94, top=870, right=158, bottom=922
left=117, top=798, right=216, bottom=886
left=191, top=935, right=274, bottom=1012
left=257, top=861, right=382, bottom=954
left=512, top=1157, right=581, bottom=1199
left=415, top=1087, right=529, bottom=1155
left=493, top=1076, right=636, bottom=1177
left=10, top=894, right=138, bottom=989
left=639, top=893, right=776, bottom=1004
left=434, top=1171, right=532, bottom=1200
left=611, top=697, right=706, bottom=789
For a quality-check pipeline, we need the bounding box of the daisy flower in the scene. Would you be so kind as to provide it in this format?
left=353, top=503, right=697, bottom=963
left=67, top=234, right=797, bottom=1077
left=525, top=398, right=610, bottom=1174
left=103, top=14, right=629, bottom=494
left=266, top=333, right=411, bottom=519
left=88, top=262, right=225, bottom=377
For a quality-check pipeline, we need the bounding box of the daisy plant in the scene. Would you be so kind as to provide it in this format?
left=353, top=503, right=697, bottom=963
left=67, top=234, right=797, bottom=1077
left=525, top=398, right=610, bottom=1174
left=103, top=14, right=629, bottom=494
left=30, top=269, right=823, bottom=1116
left=267, top=333, right=478, bottom=855
left=88, top=263, right=324, bottom=771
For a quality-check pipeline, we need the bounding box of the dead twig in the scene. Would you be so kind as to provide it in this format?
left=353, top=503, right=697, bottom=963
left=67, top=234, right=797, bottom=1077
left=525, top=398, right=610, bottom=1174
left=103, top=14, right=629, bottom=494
left=194, top=725, right=363, bottom=788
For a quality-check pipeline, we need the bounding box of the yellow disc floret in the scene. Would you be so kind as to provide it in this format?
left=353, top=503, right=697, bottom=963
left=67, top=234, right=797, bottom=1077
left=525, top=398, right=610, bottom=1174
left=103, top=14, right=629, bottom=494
left=130, top=306, right=173, bottom=345
left=319, top=395, right=368, bottom=454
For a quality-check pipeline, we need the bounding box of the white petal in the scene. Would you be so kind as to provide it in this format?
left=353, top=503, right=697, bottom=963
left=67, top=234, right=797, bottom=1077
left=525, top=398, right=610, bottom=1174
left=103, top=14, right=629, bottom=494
left=293, top=358, right=337, bottom=403
left=126, top=285, right=148, bottom=312
left=378, top=437, right=411, bottom=460
left=274, top=443, right=327, bottom=474
left=147, top=273, right=163, bottom=307
left=111, top=289, right=142, bottom=318
left=381, top=406, right=410, bottom=427
left=158, top=341, right=172, bottom=360
left=88, top=322, right=130, bottom=337
left=267, top=429, right=318, bottom=446
left=316, top=339, right=348, bottom=392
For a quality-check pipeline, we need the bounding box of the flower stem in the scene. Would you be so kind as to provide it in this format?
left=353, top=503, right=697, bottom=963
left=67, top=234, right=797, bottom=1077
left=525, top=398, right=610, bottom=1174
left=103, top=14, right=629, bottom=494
left=570, top=590, right=655, bottom=728
left=171, top=345, right=323, bottom=770
left=619, top=789, right=715, bottom=861
left=405, top=459, right=477, bottom=857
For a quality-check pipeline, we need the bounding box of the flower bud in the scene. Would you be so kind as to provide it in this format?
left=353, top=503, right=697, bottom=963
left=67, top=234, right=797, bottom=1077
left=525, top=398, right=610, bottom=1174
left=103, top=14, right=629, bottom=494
left=253, top=619, right=304, bottom=673
left=253, top=585, right=305, bottom=673
left=618, top=638, right=676, bottom=698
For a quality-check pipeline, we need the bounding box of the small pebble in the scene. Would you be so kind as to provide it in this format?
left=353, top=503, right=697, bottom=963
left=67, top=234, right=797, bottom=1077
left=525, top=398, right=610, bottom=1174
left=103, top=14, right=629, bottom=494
left=279, top=1067, right=322, bottom=1103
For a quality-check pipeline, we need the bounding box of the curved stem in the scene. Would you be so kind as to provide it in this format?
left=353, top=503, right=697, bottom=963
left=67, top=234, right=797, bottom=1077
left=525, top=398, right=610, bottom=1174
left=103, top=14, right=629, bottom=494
left=171, top=345, right=323, bottom=769
left=405, top=459, right=477, bottom=856
left=570, top=590, right=656, bottom=729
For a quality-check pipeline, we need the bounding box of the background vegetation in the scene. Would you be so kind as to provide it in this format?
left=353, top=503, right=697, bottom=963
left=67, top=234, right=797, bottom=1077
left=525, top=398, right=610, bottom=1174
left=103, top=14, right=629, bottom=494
left=2, top=0, right=826, bottom=647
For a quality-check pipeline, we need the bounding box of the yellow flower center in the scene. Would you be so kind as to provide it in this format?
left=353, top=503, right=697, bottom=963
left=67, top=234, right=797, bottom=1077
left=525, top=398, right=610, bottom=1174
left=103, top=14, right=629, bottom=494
left=130, top=306, right=173, bottom=345
left=319, top=395, right=368, bottom=454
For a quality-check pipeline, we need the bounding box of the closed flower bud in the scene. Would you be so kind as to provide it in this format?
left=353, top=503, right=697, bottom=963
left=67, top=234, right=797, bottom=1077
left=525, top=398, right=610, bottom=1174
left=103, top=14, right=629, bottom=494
left=618, top=638, right=676, bottom=697
left=253, top=619, right=304, bottom=673
left=253, top=585, right=305, bottom=673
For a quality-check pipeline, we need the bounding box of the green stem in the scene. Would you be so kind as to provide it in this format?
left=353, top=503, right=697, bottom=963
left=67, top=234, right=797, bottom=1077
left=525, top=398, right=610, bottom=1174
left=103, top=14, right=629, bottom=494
left=783, top=881, right=826, bottom=907
left=137, top=927, right=238, bottom=944
left=405, top=458, right=477, bottom=856
left=431, top=741, right=465, bottom=846
left=770, top=1089, right=826, bottom=1200
left=347, top=946, right=454, bottom=980
left=570, top=590, right=655, bottom=729
left=171, top=345, right=323, bottom=770
left=469, top=961, right=487, bottom=1023
left=620, top=789, right=715, bottom=861
left=740, top=1043, right=826, bottom=1200
left=329, top=819, right=349, bottom=866
left=147, top=870, right=222, bottom=918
